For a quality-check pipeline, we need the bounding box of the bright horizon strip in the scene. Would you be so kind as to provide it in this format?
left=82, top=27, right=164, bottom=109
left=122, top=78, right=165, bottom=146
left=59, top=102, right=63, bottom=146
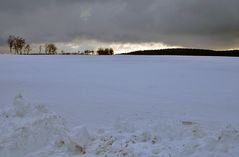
left=28, top=40, right=182, bottom=54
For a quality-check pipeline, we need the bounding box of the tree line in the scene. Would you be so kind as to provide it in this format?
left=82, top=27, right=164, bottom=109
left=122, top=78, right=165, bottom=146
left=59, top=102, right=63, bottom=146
left=96, top=48, right=114, bottom=55
left=7, top=35, right=57, bottom=55
left=7, top=35, right=114, bottom=55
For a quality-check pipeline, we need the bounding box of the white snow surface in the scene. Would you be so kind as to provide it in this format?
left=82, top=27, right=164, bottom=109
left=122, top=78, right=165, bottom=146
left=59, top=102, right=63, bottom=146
left=0, top=55, right=239, bottom=156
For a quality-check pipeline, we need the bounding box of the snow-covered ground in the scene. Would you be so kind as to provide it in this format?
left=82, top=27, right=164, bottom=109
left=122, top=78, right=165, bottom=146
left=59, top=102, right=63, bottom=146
left=0, top=55, right=239, bottom=156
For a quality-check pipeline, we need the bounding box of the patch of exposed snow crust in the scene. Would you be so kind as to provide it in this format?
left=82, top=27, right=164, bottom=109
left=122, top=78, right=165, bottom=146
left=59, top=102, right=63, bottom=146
left=0, top=95, right=239, bottom=157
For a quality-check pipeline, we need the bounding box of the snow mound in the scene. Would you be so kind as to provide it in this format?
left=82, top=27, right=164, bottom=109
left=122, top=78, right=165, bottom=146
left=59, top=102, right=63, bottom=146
left=0, top=95, right=239, bottom=157
left=0, top=94, right=89, bottom=157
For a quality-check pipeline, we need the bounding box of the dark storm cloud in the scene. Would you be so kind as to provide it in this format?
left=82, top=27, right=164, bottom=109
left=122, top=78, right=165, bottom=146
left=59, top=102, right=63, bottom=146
left=0, top=0, right=239, bottom=49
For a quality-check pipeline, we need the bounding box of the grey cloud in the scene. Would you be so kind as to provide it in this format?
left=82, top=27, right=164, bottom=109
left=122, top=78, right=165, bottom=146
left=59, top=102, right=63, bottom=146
left=0, top=36, right=5, bottom=46
left=0, top=0, right=239, bottom=49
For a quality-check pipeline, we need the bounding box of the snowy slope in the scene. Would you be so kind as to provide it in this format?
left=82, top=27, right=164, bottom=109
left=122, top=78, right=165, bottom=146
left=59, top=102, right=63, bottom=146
left=0, top=55, right=239, bottom=156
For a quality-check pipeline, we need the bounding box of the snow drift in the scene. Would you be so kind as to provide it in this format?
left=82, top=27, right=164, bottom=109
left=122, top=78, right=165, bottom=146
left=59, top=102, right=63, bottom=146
left=1, top=95, right=239, bottom=157
left=0, top=94, right=89, bottom=157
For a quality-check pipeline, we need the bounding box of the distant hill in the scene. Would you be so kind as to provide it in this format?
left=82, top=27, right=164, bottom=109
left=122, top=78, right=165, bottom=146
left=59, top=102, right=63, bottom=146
left=121, top=48, right=239, bottom=57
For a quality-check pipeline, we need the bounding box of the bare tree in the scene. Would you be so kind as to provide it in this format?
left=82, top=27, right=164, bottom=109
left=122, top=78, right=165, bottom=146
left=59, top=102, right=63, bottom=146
left=45, top=44, right=48, bottom=53
left=10, top=36, right=26, bottom=54
left=96, top=48, right=104, bottom=55
left=16, top=37, right=26, bottom=54
left=24, top=44, right=31, bottom=54
left=39, top=45, right=42, bottom=53
left=7, top=35, right=15, bottom=53
left=45, top=43, right=57, bottom=55
left=109, top=48, right=114, bottom=55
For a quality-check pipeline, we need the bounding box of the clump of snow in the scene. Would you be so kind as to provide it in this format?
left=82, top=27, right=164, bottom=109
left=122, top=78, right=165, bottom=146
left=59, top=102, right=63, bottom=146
left=71, top=126, right=91, bottom=148
left=0, top=95, right=239, bottom=157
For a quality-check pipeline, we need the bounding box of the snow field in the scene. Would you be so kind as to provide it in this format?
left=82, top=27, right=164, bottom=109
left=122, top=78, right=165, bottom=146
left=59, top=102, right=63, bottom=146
left=0, top=95, right=239, bottom=157
left=1, top=55, right=239, bottom=156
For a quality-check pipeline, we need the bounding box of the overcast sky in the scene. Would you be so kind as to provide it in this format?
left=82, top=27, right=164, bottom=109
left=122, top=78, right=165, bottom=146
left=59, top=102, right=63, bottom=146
left=1, top=0, right=239, bottom=53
